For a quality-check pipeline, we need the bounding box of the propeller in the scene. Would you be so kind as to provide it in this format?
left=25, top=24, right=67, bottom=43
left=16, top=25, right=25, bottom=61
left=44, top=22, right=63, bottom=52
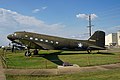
left=11, top=41, right=26, bottom=52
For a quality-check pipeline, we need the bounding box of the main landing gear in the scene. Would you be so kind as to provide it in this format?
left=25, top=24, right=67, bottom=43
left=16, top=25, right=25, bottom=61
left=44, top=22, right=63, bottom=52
left=25, top=48, right=39, bottom=57
left=25, top=49, right=31, bottom=57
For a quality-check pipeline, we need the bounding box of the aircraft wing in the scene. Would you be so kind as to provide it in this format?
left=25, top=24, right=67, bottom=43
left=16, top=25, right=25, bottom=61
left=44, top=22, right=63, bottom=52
left=34, top=42, right=55, bottom=50
left=19, top=39, right=54, bottom=50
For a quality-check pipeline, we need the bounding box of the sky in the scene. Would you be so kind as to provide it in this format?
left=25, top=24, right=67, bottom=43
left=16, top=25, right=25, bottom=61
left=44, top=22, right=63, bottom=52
left=0, top=0, right=120, bottom=46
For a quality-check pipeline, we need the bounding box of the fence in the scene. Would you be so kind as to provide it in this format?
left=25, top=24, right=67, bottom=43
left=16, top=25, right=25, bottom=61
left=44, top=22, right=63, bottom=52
left=0, top=55, right=7, bottom=68
left=1, top=49, right=120, bottom=69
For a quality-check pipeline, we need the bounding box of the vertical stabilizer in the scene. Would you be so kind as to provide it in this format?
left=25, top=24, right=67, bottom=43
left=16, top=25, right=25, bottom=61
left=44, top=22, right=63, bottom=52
left=88, top=31, right=105, bottom=47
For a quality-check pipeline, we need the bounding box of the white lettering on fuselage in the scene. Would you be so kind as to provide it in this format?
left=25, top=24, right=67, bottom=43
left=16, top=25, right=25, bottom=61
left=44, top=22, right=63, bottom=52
left=89, top=39, right=96, bottom=42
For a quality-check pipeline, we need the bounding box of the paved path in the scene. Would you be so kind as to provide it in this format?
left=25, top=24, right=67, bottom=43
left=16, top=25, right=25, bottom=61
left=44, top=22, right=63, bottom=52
left=5, top=63, right=120, bottom=75
left=0, top=58, right=6, bottom=80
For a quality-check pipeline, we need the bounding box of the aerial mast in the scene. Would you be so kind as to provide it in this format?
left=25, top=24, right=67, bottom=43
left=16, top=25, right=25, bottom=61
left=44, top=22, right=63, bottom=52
left=87, top=14, right=93, bottom=37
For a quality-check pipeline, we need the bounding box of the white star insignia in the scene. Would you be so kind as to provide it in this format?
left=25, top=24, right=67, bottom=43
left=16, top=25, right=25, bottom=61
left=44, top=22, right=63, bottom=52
left=78, top=43, right=83, bottom=47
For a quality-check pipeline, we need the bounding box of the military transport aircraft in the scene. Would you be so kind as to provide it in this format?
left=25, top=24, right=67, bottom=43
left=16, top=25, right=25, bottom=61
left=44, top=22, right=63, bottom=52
left=7, top=30, right=105, bottom=54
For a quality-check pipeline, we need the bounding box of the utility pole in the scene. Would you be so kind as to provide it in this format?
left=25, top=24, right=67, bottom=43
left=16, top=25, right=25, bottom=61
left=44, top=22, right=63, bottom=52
left=87, top=14, right=93, bottom=37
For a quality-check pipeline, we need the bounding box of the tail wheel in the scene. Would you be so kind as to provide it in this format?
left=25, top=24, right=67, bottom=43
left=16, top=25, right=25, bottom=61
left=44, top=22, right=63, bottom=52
left=87, top=48, right=92, bottom=53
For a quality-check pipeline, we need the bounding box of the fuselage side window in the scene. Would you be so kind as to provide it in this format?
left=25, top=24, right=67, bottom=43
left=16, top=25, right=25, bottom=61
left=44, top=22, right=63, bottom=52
left=30, top=37, right=33, bottom=40
left=40, top=39, right=43, bottom=41
left=56, top=41, right=59, bottom=44
left=51, top=41, right=53, bottom=43
left=45, top=40, right=48, bottom=42
left=35, top=38, right=38, bottom=41
left=25, top=35, right=28, bottom=38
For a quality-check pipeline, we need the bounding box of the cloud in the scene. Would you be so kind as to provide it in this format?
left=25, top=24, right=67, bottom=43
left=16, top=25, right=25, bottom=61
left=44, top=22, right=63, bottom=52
left=42, top=6, right=47, bottom=10
left=76, top=13, right=98, bottom=20
left=32, top=9, right=40, bottom=13
left=32, top=6, right=47, bottom=13
left=114, top=25, right=120, bottom=28
left=70, top=33, right=89, bottom=40
left=0, top=8, right=65, bottom=45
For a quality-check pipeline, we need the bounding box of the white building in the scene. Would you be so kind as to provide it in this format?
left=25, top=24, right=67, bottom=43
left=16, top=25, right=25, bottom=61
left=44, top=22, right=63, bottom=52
left=117, top=30, right=120, bottom=46
left=105, top=30, right=120, bottom=47
left=105, top=33, right=117, bottom=46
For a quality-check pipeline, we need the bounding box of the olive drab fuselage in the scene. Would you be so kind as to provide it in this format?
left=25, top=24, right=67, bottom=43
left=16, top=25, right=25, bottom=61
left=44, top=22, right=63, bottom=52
left=7, top=31, right=105, bottom=51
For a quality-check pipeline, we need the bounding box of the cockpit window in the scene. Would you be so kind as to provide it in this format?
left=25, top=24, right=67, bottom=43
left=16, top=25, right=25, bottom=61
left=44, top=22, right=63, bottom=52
left=14, top=33, right=17, bottom=36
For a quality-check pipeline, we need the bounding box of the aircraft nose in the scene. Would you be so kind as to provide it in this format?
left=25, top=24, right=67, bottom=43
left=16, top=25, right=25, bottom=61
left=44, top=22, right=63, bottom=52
left=7, top=34, right=15, bottom=41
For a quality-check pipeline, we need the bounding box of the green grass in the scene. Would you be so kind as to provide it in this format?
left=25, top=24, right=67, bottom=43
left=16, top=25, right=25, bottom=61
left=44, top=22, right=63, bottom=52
left=6, top=52, right=57, bottom=69
left=6, top=68, right=120, bottom=80
left=1, top=49, right=120, bottom=80
left=1, top=49, right=120, bottom=69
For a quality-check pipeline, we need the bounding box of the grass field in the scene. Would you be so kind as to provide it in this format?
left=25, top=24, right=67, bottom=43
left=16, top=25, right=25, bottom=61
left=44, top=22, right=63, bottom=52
left=6, top=68, right=120, bottom=80
left=1, top=48, right=120, bottom=80
left=1, top=49, right=120, bottom=69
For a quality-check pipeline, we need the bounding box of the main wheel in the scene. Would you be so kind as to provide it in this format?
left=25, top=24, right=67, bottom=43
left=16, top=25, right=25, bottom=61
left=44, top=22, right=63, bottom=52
left=25, top=50, right=31, bottom=56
